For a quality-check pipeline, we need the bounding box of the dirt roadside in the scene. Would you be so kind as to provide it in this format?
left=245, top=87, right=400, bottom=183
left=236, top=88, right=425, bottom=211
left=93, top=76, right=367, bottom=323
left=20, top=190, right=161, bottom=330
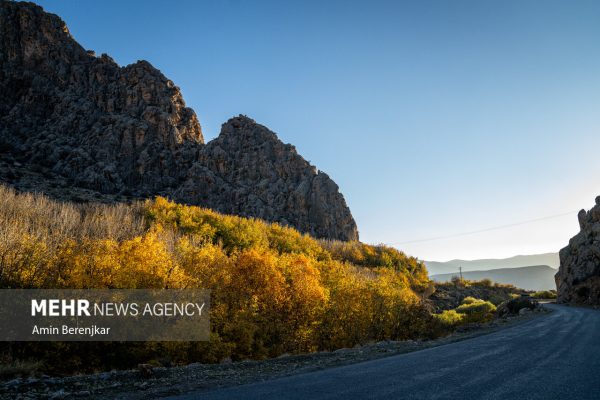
left=0, top=307, right=551, bottom=400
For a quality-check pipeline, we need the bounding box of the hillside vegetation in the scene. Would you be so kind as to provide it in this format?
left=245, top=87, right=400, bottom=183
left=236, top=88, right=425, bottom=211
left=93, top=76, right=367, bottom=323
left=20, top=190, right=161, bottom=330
left=429, top=278, right=522, bottom=312
left=0, top=185, right=436, bottom=373
left=433, top=296, right=497, bottom=327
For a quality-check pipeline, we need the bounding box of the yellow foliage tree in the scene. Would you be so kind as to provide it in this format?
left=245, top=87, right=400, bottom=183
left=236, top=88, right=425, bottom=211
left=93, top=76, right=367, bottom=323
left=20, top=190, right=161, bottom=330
left=0, top=189, right=438, bottom=371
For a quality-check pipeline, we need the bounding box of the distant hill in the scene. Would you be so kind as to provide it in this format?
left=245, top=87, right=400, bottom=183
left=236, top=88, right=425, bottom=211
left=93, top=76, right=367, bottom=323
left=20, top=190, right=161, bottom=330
left=425, top=253, right=559, bottom=276
left=430, top=265, right=557, bottom=291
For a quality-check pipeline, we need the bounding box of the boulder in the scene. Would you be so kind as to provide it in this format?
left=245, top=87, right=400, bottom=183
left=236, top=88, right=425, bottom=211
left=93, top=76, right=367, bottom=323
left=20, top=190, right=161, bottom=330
left=496, top=297, right=537, bottom=317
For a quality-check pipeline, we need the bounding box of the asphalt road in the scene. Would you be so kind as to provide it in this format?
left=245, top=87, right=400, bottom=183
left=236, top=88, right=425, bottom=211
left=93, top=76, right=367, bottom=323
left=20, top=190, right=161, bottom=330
left=167, top=304, right=600, bottom=400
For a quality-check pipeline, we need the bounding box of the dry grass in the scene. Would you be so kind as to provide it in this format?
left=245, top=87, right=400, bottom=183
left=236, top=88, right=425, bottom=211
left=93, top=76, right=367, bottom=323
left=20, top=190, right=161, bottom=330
left=0, top=185, right=146, bottom=244
left=0, top=185, right=148, bottom=287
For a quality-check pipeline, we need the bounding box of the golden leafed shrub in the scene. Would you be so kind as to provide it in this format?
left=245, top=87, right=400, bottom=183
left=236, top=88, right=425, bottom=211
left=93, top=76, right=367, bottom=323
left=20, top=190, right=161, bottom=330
left=0, top=187, right=437, bottom=372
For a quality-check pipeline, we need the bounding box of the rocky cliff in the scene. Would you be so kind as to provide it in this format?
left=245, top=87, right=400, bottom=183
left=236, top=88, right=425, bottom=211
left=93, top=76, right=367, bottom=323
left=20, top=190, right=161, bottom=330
left=556, top=199, right=600, bottom=304
left=0, top=1, right=358, bottom=241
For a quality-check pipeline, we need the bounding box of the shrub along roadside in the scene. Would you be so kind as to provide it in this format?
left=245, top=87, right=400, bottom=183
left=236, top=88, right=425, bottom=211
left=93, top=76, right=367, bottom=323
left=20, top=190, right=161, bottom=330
left=429, top=279, right=520, bottom=312
left=433, top=297, right=497, bottom=330
left=531, top=290, right=557, bottom=299
left=0, top=187, right=438, bottom=375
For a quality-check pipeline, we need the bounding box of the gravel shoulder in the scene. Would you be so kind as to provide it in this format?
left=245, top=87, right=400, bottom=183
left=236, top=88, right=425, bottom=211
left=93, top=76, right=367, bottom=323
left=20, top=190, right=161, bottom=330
left=0, top=306, right=550, bottom=400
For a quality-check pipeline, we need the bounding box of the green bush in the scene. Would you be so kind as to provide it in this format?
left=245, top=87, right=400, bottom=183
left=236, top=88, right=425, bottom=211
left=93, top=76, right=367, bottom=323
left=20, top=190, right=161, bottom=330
left=455, top=298, right=496, bottom=323
left=478, top=278, right=493, bottom=287
left=432, top=309, right=465, bottom=327
left=432, top=297, right=497, bottom=328
left=461, top=296, right=478, bottom=305
left=531, top=290, right=556, bottom=299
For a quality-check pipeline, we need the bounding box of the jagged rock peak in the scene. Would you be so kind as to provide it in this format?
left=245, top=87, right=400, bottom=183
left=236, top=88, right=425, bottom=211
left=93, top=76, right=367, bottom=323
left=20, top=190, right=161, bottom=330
left=218, top=115, right=294, bottom=148
left=0, top=0, right=203, bottom=194
left=181, top=115, right=359, bottom=241
left=223, top=115, right=260, bottom=130
left=556, top=199, right=600, bottom=304
left=0, top=0, right=359, bottom=241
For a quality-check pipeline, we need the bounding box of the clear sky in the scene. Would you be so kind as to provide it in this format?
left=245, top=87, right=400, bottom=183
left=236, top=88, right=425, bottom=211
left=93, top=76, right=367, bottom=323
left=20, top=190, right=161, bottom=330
left=32, top=0, right=600, bottom=261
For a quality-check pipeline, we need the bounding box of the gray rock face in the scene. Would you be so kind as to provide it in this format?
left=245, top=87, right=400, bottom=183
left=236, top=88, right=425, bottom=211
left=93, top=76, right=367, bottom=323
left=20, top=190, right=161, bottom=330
left=0, top=1, right=202, bottom=195
left=179, top=116, right=358, bottom=241
left=0, top=1, right=358, bottom=241
left=556, top=197, right=600, bottom=304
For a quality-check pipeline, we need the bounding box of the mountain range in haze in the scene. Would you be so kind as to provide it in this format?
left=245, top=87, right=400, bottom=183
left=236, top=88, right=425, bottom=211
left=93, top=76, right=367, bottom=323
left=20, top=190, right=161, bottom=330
left=430, top=265, right=557, bottom=291
left=424, top=253, right=559, bottom=275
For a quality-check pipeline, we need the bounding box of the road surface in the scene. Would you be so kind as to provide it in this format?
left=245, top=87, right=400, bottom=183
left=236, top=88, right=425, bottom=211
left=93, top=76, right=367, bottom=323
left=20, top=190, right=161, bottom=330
left=167, top=304, right=600, bottom=399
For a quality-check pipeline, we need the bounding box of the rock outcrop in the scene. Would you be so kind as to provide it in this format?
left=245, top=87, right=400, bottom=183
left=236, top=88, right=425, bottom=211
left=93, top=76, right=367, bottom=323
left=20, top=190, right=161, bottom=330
left=556, top=199, right=600, bottom=304
left=0, top=1, right=358, bottom=241
left=178, top=116, right=358, bottom=240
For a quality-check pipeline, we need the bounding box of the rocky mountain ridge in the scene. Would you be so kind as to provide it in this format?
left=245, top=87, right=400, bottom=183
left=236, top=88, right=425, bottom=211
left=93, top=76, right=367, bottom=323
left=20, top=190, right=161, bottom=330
left=0, top=1, right=358, bottom=241
left=556, top=199, right=600, bottom=304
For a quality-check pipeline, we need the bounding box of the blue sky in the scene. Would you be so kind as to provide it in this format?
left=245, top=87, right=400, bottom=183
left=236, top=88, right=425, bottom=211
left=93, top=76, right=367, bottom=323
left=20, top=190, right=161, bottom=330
left=33, top=0, right=600, bottom=261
